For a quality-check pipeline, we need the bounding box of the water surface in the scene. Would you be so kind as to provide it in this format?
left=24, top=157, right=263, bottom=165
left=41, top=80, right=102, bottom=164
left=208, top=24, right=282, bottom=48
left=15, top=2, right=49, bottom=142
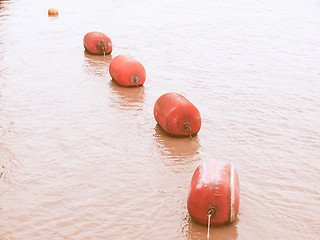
left=0, top=0, right=319, bottom=239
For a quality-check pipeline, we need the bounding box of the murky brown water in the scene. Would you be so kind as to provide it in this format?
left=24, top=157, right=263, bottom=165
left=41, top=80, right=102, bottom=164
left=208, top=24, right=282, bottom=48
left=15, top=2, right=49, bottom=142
left=1, top=0, right=320, bottom=239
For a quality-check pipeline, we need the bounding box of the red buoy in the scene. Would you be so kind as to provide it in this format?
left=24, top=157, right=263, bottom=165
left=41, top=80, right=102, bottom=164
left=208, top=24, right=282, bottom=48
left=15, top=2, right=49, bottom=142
left=109, top=55, right=146, bottom=87
left=83, top=32, right=112, bottom=55
left=48, top=8, right=58, bottom=17
left=153, top=92, right=201, bottom=137
left=187, top=161, right=240, bottom=225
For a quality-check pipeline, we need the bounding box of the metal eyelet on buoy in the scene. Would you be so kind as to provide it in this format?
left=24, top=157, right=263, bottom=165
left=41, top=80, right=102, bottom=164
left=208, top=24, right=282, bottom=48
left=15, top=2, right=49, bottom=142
left=130, top=74, right=140, bottom=84
left=97, top=39, right=108, bottom=53
left=207, top=206, right=216, bottom=217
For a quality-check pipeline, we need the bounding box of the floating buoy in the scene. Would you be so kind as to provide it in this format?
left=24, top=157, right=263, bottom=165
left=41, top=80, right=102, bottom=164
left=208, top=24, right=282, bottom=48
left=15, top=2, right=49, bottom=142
left=153, top=92, right=201, bottom=137
left=48, top=8, right=58, bottom=17
left=83, top=32, right=112, bottom=55
left=187, top=161, right=240, bottom=225
left=109, top=55, right=146, bottom=87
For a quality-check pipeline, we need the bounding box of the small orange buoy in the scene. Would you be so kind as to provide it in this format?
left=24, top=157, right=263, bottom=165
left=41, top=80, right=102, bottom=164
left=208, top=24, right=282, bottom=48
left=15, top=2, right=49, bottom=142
left=109, top=55, right=146, bottom=87
left=48, top=8, right=58, bottom=17
left=187, top=161, right=240, bottom=225
left=154, top=92, right=201, bottom=137
left=83, top=32, right=112, bottom=55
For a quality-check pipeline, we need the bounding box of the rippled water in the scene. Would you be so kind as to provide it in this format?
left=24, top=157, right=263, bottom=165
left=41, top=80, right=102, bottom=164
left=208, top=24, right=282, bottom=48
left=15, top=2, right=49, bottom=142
left=0, top=0, right=319, bottom=239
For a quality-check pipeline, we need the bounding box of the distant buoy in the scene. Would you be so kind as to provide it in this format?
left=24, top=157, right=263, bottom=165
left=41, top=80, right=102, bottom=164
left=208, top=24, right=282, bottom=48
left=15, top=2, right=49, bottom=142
left=83, top=32, right=112, bottom=55
left=187, top=161, right=240, bottom=225
left=109, top=55, right=146, bottom=87
left=154, top=92, right=201, bottom=137
left=48, top=8, right=58, bottom=17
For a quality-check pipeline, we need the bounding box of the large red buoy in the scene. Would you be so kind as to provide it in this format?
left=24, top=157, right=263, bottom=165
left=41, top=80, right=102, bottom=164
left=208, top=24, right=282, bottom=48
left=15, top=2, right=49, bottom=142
left=83, top=32, right=112, bottom=55
left=187, top=161, right=240, bottom=225
left=153, top=92, right=201, bottom=137
left=109, top=55, right=146, bottom=87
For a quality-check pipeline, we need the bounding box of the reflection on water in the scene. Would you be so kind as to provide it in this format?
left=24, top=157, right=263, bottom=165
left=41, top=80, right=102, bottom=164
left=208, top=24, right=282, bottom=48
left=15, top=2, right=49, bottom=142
left=154, top=124, right=201, bottom=159
left=83, top=51, right=112, bottom=77
left=153, top=124, right=201, bottom=175
left=0, top=0, right=9, bottom=12
left=109, top=80, right=145, bottom=110
left=0, top=121, right=20, bottom=182
left=0, top=145, right=18, bottom=182
left=181, top=214, right=239, bottom=240
left=0, top=0, right=14, bottom=182
left=0, top=0, right=320, bottom=239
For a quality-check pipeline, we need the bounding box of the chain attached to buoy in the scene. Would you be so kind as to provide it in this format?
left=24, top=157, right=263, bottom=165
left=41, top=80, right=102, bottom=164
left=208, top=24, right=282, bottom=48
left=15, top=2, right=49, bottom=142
left=184, top=123, right=192, bottom=140
left=97, top=38, right=108, bottom=60
left=98, top=40, right=107, bottom=61
left=103, top=42, right=107, bottom=61
left=207, top=207, right=216, bottom=240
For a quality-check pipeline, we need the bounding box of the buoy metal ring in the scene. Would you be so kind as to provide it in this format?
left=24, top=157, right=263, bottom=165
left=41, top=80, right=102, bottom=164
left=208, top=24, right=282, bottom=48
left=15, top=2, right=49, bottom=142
left=130, top=74, right=140, bottom=84
left=207, top=206, right=216, bottom=216
left=97, top=39, right=107, bottom=52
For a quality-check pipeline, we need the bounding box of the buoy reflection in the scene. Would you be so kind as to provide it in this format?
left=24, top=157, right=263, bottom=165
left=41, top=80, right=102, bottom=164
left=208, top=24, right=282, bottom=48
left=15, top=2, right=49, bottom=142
left=153, top=124, right=201, bottom=159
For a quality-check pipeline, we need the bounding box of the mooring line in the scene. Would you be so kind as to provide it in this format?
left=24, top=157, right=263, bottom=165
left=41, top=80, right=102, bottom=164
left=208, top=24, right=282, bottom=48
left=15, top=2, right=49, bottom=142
left=207, top=207, right=216, bottom=240
left=207, top=213, right=212, bottom=240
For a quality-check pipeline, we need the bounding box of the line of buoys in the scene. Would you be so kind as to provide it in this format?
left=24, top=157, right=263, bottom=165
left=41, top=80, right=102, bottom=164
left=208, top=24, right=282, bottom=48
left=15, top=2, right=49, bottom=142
left=46, top=7, right=240, bottom=229
left=154, top=92, right=201, bottom=137
left=83, top=32, right=112, bottom=55
left=109, top=54, right=146, bottom=87
left=187, top=161, right=240, bottom=225
left=48, top=8, right=58, bottom=17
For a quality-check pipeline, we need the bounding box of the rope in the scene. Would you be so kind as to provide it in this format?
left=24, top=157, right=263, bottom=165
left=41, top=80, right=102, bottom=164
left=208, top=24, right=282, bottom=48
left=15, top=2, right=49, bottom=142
left=97, top=38, right=108, bottom=60
left=207, top=214, right=212, bottom=240
left=184, top=123, right=192, bottom=140
left=207, top=207, right=216, bottom=240
left=102, top=41, right=107, bottom=61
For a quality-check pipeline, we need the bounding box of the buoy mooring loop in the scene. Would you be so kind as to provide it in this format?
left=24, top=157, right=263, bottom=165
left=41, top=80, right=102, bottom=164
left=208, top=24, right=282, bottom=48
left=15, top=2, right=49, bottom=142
left=97, top=39, right=107, bottom=52
left=207, top=206, right=216, bottom=217
left=184, top=122, right=192, bottom=139
left=130, top=74, right=140, bottom=84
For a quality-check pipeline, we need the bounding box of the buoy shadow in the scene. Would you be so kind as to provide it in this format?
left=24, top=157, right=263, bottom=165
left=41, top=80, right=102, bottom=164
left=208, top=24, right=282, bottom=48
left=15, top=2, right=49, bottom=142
left=153, top=124, right=201, bottom=159
left=181, top=214, right=239, bottom=240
